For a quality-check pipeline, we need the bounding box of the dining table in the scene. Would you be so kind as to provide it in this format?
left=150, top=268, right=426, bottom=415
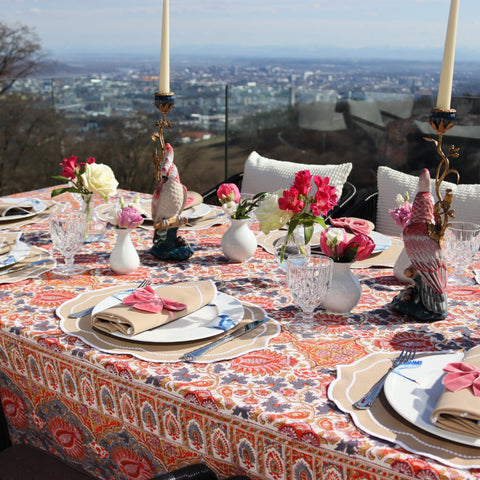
left=1, top=186, right=480, bottom=480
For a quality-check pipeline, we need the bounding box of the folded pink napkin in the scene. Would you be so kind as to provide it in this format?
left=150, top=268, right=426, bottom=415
left=431, top=345, right=480, bottom=436
left=329, top=217, right=374, bottom=235
left=91, top=280, right=217, bottom=337
left=122, top=286, right=186, bottom=314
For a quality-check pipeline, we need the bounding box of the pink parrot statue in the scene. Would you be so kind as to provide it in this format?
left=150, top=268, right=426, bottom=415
left=151, top=143, right=188, bottom=227
left=150, top=143, right=194, bottom=260
left=391, top=168, right=448, bottom=321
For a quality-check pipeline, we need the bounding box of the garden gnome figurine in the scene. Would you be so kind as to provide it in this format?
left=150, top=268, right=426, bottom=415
left=150, top=143, right=194, bottom=260
left=391, top=168, right=448, bottom=321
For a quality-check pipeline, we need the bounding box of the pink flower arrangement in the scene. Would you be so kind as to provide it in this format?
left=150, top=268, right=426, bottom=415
left=104, top=197, right=144, bottom=229
left=319, top=227, right=375, bottom=263
left=256, top=170, right=338, bottom=261
left=389, top=192, right=413, bottom=229
left=217, top=183, right=266, bottom=219
left=51, top=155, right=118, bottom=199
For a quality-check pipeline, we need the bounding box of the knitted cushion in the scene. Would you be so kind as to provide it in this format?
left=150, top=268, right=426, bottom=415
left=376, top=166, right=480, bottom=236
left=241, top=151, right=352, bottom=200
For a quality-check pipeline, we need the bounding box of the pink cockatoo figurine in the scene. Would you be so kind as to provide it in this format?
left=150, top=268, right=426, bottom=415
left=151, top=143, right=188, bottom=228
left=150, top=143, right=194, bottom=260
left=391, top=168, right=449, bottom=321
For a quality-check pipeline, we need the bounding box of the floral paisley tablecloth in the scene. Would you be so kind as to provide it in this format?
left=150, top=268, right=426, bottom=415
left=1, top=187, right=480, bottom=480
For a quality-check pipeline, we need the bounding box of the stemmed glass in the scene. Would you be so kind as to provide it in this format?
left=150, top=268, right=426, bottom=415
left=286, top=254, right=334, bottom=320
left=444, top=221, right=480, bottom=286
left=49, top=211, right=87, bottom=275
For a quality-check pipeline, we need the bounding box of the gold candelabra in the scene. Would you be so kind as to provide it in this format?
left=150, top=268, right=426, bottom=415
left=426, top=108, right=460, bottom=244
left=151, top=92, right=175, bottom=183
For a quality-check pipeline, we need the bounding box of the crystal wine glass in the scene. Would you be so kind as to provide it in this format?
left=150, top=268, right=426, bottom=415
left=444, top=221, right=480, bottom=286
left=49, top=211, right=87, bottom=275
left=286, top=254, right=334, bottom=320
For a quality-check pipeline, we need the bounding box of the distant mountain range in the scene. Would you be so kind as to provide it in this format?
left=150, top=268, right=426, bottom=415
left=36, top=44, right=480, bottom=78
left=48, top=43, right=480, bottom=63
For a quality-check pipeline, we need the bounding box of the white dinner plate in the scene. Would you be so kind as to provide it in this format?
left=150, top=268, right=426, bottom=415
left=383, top=351, right=480, bottom=447
left=0, top=198, right=47, bottom=222
left=183, top=203, right=211, bottom=220
left=370, top=231, right=391, bottom=253
left=137, top=200, right=211, bottom=222
left=92, top=291, right=244, bottom=343
left=0, top=241, right=30, bottom=267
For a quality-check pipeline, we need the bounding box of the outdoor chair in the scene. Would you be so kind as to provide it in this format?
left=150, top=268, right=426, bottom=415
left=202, top=151, right=357, bottom=219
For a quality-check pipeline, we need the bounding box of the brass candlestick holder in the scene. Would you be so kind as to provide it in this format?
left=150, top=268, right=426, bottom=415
left=150, top=91, right=194, bottom=261
left=427, top=108, right=460, bottom=242
left=152, top=92, right=175, bottom=183
left=391, top=107, right=459, bottom=322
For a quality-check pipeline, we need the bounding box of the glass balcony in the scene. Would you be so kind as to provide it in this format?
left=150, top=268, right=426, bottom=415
left=5, top=77, right=480, bottom=198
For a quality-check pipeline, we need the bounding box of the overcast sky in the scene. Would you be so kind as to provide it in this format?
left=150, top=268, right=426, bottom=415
left=4, top=0, right=480, bottom=59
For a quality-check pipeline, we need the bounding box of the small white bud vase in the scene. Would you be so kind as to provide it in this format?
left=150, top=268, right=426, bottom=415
left=109, top=228, right=140, bottom=274
left=322, top=262, right=361, bottom=314
left=221, top=218, right=257, bottom=262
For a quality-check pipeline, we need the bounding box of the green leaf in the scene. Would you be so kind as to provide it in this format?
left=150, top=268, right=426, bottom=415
left=303, top=224, right=314, bottom=245
left=342, top=245, right=358, bottom=263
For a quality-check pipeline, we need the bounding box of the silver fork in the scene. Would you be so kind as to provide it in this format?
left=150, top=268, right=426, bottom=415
left=67, top=279, right=152, bottom=318
left=353, top=347, right=416, bottom=410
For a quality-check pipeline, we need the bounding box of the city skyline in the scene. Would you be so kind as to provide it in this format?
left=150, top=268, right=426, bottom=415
left=4, top=0, right=480, bottom=62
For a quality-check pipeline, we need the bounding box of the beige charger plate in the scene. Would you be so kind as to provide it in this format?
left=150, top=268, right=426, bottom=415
left=57, top=284, right=280, bottom=363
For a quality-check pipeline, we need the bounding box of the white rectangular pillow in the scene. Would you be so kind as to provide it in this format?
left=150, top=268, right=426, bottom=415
left=376, top=166, right=480, bottom=236
left=241, top=151, right=352, bottom=200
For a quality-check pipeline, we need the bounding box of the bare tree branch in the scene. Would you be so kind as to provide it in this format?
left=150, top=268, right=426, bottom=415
left=0, top=22, right=44, bottom=96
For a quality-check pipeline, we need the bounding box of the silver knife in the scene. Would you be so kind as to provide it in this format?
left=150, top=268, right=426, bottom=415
left=0, top=259, right=52, bottom=276
left=181, top=317, right=270, bottom=362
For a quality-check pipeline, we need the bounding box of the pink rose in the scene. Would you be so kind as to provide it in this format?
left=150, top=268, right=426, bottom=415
left=320, top=227, right=347, bottom=259
left=320, top=228, right=374, bottom=262
left=389, top=202, right=412, bottom=229
left=116, top=206, right=144, bottom=229
left=343, top=233, right=375, bottom=262
left=217, top=183, right=241, bottom=204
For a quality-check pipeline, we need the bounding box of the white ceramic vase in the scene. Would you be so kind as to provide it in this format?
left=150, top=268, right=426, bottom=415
left=109, top=228, right=140, bottom=274
left=394, top=240, right=414, bottom=284
left=322, top=262, right=361, bottom=314
left=221, top=218, right=257, bottom=262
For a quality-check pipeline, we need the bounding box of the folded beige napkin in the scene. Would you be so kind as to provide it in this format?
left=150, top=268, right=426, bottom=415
left=330, top=351, right=480, bottom=469
left=0, top=199, right=34, bottom=217
left=91, top=280, right=217, bottom=337
left=0, top=232, right=21, bottom=256
left=0, top=246, right=55, bottom=284
left=430, top=345, right=480, bottom=436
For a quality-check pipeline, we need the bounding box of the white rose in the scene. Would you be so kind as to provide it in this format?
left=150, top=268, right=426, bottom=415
left=325, top=227, right=345, bottom=246
left=255, top=191, right=293, bottom=234
left=222, top=200, right=238, bottom=217
left=82, top=163, right=118, bottom=198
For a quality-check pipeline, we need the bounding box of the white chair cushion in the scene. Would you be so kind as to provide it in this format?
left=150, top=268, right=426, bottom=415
left=241, top=151, right=352, bottom=200
left=376, top=166, right=480, bottom=236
